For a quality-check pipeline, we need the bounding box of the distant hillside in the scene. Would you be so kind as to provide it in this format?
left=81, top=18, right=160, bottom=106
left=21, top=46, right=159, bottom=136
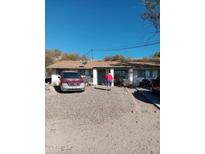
left=103, top=52, right=160, bottom=63
left=46, top=49, right=160, bottom=66
left=45, top=49, right=89, bottom=67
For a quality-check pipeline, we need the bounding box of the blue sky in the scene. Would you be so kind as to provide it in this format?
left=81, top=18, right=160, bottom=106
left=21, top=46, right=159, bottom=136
left=46, top=0, right=160, bottom=59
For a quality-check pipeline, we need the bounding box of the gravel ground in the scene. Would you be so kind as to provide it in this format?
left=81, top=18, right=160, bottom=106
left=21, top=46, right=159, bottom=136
left=46, top=86, right=160, bottom=154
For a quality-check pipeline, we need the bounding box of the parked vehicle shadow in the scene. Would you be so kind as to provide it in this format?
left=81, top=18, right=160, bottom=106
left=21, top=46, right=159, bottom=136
left=53, top=86, right=61, bottom=93
left=94, top=86, right=108, bottom=91
left=132, top=90, right=159, bottom=105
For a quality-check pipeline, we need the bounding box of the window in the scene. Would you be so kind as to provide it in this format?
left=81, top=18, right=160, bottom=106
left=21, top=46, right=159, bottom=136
left=152, top=70, right=158, bottom=78
left=138, top=70, right=145, bottom=78
left=62, top=72, right=81, bottom=78
left=85, top=70, right=89, bottom=75
left=114, top=70, right=128, bottom=79
left=145, top=70, right=154, bottom=78
left=57, top=69, right=63, bottom=75
left=79, top=69, right=85, bottom=75
left=145, top=70, right=150, bottom=77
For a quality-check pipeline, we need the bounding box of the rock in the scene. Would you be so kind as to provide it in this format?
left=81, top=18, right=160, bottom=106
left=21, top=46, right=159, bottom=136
left=61, top=146, right=65, bottom=151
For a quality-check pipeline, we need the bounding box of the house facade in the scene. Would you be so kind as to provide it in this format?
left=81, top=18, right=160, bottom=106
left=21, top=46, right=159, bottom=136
left=46, top=60, right=160, bottom=87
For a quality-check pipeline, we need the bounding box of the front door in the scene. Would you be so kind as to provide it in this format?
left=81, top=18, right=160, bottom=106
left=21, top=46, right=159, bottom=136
left=98, top=69, right=106, bottom=85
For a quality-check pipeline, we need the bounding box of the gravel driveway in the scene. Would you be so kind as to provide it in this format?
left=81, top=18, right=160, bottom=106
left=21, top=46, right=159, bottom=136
left=46, top=86, right=160, bottom=154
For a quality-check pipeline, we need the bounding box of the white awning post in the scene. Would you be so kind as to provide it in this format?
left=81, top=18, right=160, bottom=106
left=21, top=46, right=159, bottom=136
left=93, top=68, right=97, bottom=86
left=128, top=68, right=133, bottom=85
left=110, top=68, right=114, bottom=87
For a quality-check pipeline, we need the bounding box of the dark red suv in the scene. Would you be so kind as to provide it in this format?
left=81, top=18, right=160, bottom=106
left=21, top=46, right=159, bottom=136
left=60, top=71, right=85, bottom=92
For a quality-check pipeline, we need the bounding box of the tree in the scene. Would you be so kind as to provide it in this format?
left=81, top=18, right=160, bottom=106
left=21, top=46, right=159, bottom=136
left=45, top=55, right=54, bottom=67
left=45, top=49, right=65, bottom=66
left=104, top=55, right=128, bottom=62
left=66, top=53, right=89, bottom=61
left=66, top=53, right=80, bottom=61
left=142, top=0, right=160, bottom=30
left=152, top=51, right=160, bottom=58
left=45, top=49, right=90, bottom=66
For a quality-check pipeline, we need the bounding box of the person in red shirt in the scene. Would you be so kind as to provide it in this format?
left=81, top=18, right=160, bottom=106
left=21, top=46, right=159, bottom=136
left=105, top=72, right=113, bottom=90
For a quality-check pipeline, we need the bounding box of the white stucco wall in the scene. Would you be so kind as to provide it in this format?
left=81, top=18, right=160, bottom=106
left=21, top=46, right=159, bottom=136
left=51, top=74, right=60, bottom=86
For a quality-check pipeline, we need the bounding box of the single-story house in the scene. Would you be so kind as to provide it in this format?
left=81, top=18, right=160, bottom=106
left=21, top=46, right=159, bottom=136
left=46, top=60, right=160, bottom=87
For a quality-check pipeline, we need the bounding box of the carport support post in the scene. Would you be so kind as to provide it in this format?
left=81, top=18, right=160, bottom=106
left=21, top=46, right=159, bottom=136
left=93, top=68, right=97, bottom=86
left=110, top=68, right=114, bottom=87
left=128, top=68, right=133, bottom=86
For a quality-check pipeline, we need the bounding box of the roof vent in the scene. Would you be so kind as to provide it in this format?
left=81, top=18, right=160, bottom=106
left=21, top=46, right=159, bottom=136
left=80, top=60, right=87, bottom=67
left=80, top=60, right=87, bottom=65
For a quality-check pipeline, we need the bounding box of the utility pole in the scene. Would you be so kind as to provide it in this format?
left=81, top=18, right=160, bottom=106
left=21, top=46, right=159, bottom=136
left=91, top=48, right=93, bottom=61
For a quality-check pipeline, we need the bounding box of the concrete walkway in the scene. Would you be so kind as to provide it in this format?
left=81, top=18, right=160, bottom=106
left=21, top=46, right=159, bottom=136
left=136, top=87, right=160, bottom=109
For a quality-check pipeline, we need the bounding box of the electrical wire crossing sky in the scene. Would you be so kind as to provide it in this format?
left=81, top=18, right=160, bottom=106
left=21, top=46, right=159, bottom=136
left=46, top=0, right=160, bottom=59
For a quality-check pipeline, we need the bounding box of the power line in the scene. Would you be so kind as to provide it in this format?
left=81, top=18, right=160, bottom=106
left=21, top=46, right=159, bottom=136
left=92, top=41, right=159, bottom=51
left=84, top=50, right=91, bottom=57
left=83, top=40, right=160, bottom=59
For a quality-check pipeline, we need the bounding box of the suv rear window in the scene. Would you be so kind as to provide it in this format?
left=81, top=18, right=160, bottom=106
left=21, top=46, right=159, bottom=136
left=62, top=72, right=81, bottom=78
